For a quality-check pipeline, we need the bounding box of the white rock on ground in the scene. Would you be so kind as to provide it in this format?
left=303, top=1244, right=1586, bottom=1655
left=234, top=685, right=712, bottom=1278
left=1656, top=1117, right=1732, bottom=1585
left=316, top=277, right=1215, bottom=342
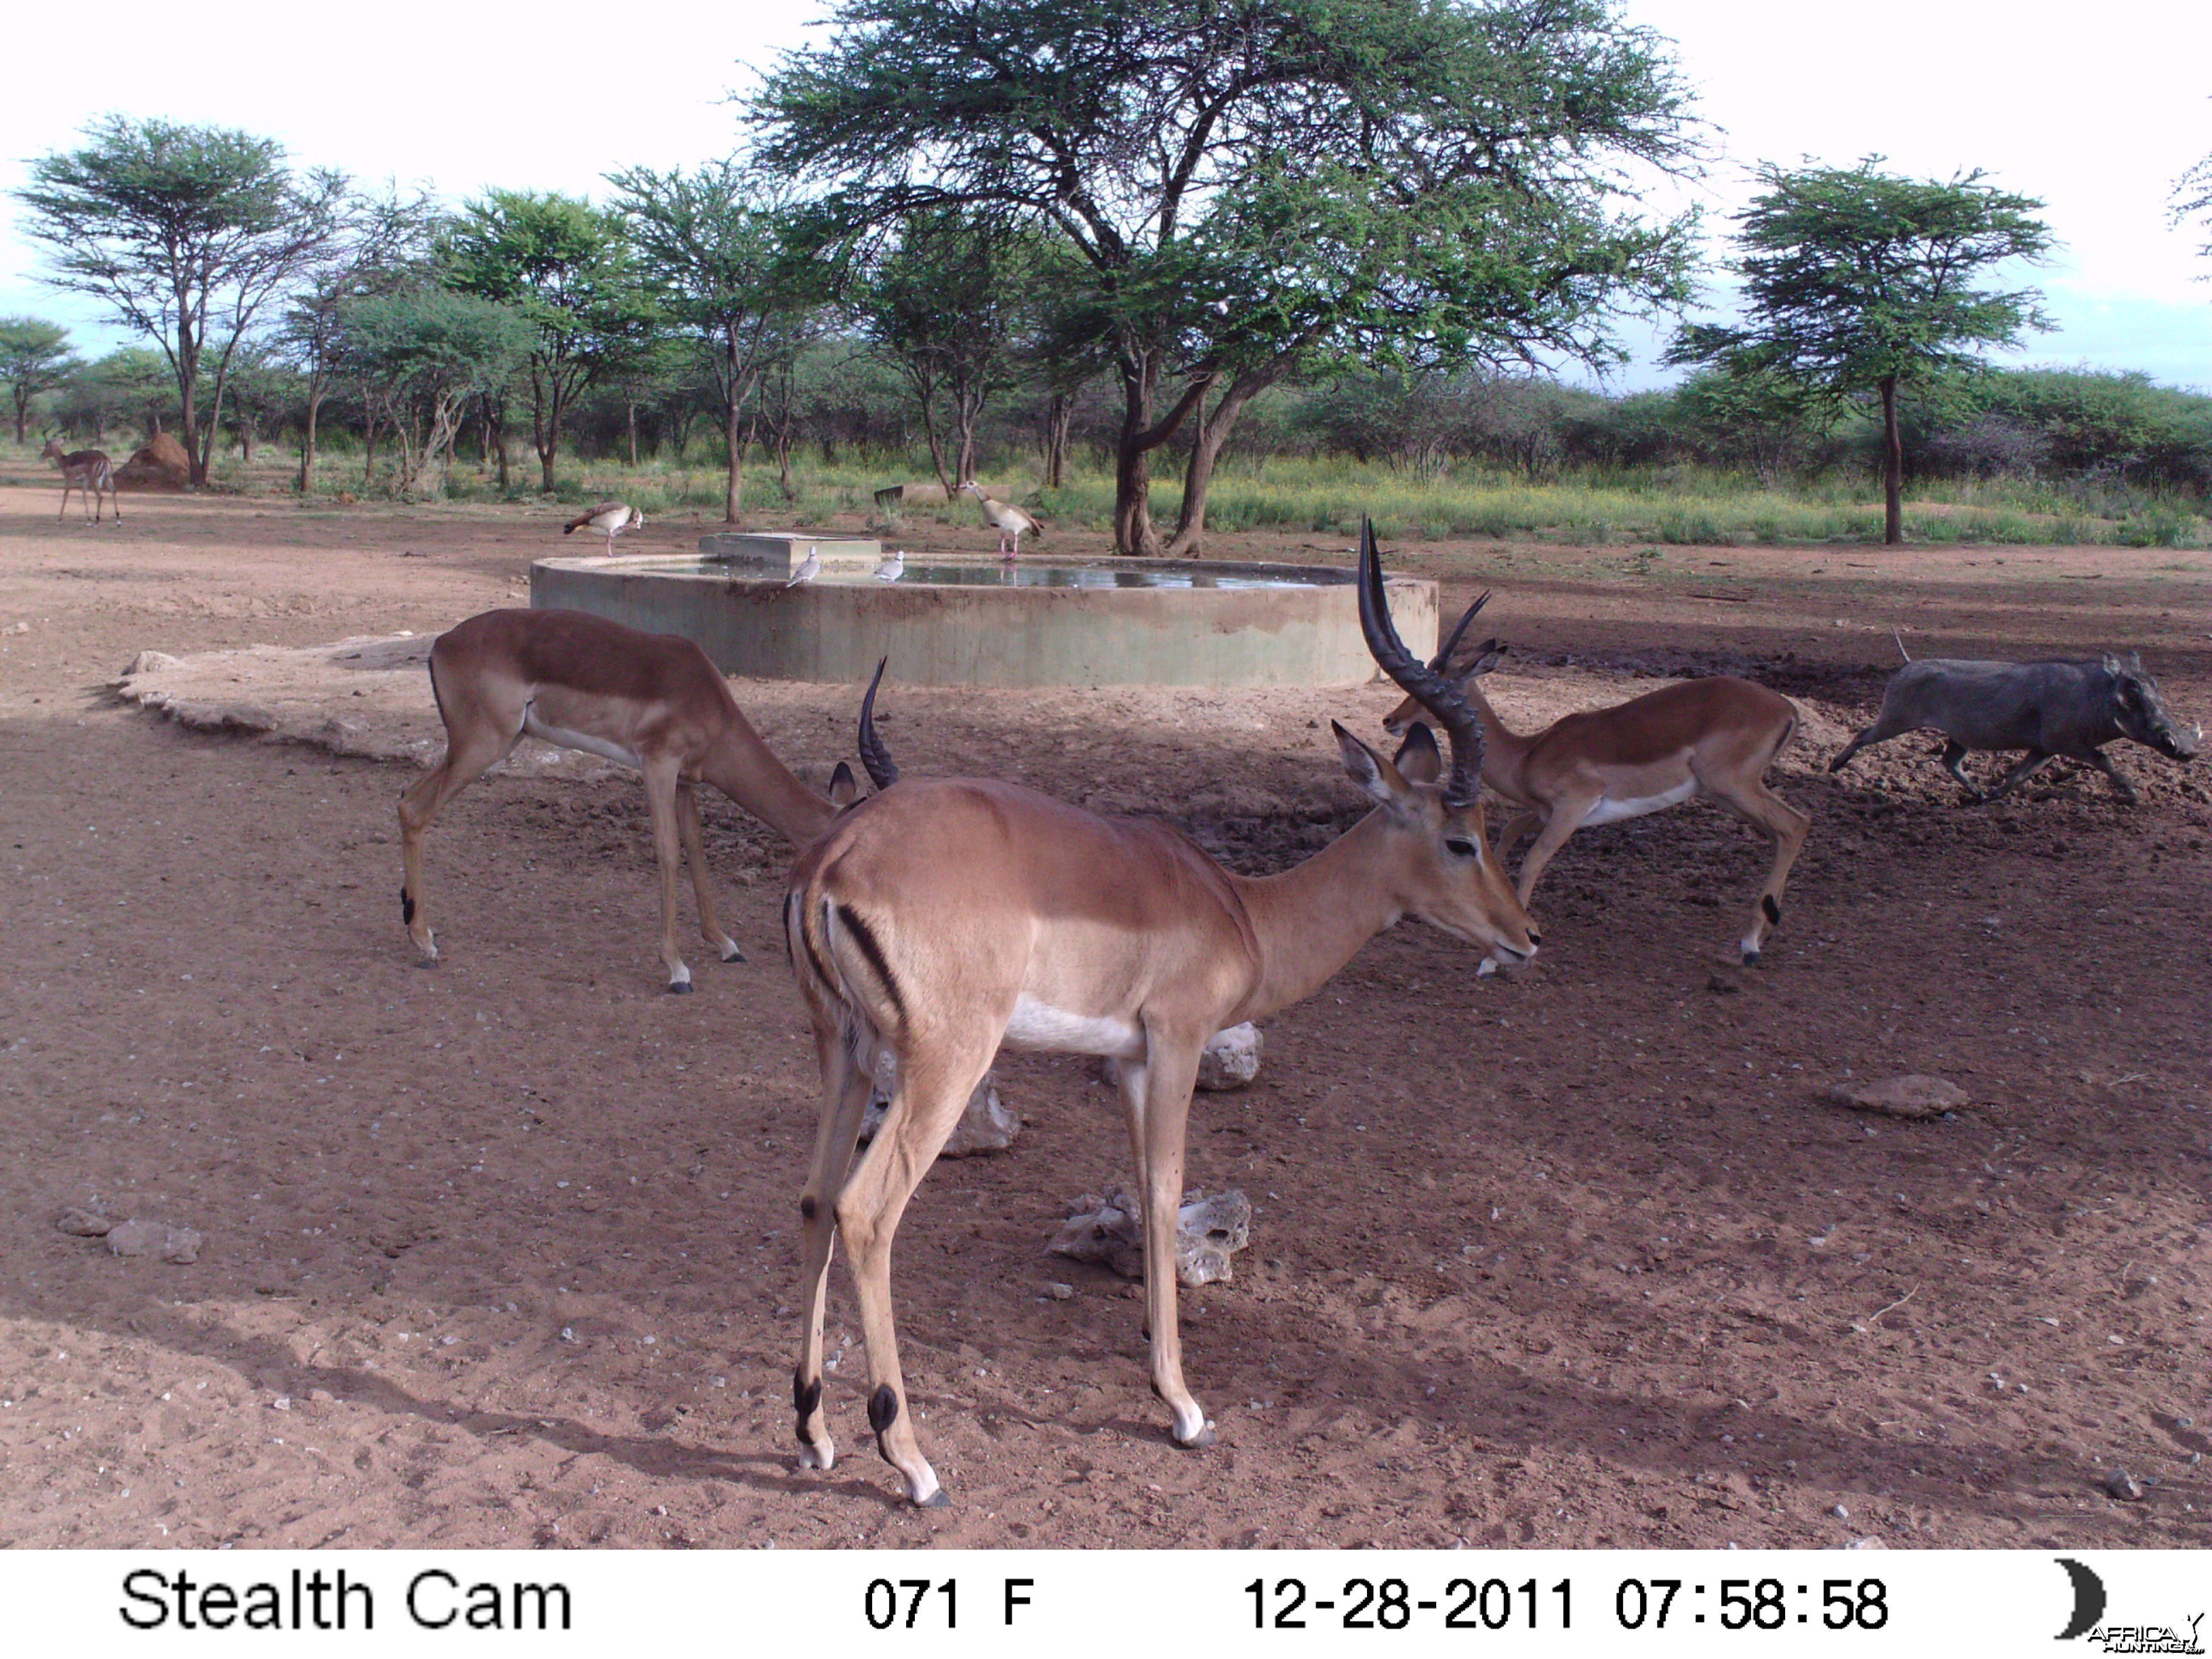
left=1829, top=1074, right=1967, bottom=1120
left=859, top=1053, right=1021, bottom=1158
left=1195, top=1023, right=1263, bottom=1091
left=1048, top=1182, right=1253, bottom=1286
left=103, top=1221, right=202, bottom=1265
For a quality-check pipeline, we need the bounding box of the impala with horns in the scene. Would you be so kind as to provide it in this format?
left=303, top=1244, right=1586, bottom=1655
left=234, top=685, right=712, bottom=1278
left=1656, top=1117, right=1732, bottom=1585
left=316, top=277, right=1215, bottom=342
left=782, top=520, right=1536, bottom=1507
left=398, top=608, right=854, bottom=991
left=1384, top=595, right=1809, bottom=966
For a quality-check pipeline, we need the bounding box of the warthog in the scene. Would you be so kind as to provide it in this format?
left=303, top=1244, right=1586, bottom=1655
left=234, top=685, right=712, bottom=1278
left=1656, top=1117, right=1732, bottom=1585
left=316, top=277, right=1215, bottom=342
left=1829, top=654, right=2200, bottom=802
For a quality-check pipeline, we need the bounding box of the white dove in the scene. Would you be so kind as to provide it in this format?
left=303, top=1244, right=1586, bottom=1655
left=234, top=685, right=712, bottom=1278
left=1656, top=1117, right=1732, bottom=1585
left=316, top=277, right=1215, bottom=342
left=786, top=550, right=822, bottom=587
left=874, top=550, right=906, bottom=581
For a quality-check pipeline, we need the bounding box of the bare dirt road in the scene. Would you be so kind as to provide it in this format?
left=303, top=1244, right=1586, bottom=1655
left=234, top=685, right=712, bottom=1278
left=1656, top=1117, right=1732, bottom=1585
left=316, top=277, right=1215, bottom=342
left=3, top=478, right=2208, bottom=1550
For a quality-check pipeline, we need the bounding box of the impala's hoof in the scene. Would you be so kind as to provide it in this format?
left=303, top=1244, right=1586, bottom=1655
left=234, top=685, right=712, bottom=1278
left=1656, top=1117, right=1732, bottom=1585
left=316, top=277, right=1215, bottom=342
left=918, top=1488, right=952, bottom=1509
left=666, top=980, right=694, bottom=996
left=718, top=943, right=745, bottom=964
left=1175, top=1421, right=1218, bottom=1449
left=1740, top=947, right=1761, bottom=968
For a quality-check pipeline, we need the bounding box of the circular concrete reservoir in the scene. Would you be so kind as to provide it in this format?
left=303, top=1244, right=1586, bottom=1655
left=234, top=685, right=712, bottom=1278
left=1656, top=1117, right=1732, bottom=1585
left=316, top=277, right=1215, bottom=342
left=529, top=548, right=1439, bottom=687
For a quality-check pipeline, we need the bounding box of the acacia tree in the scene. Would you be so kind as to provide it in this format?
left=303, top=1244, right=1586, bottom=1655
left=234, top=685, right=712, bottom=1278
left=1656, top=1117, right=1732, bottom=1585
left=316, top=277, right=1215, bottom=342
left=278, top=186, right=438, bottom=493
left=605, top=163, right=824, bottom=520
left=14, top=117, right=346, bottom=485
left=443, top=190, right=644, bottom=491
left=857, top=209, right=1033, bottom=494
left=337, top=289, right=531, bottom=497
left=217, top=341, right=289, bottom=464
left=62, top=348, right=173, bottom=444
left=756, top=0, right=1698, bottom=554
left=0, top=319, right=82, bottom=445
left=1668, top=158, right=2053, bottom=545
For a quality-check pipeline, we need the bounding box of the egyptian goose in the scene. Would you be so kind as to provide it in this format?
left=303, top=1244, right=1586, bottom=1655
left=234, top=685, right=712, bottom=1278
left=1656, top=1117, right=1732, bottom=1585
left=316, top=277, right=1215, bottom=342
left=562, top=501, right=644, bottom=554
left=960, top=481, right=1042, bottom=561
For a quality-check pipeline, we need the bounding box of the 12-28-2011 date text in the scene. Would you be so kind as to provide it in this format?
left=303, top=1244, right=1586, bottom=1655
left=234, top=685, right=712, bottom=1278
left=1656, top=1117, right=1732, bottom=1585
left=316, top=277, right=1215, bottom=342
left=1246, top=1576, right=1570, bottom=1631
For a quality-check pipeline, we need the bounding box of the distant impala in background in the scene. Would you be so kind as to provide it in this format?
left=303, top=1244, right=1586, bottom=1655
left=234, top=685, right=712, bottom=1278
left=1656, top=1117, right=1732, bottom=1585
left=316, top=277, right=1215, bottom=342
left=41, top=438, right=120, bottom=524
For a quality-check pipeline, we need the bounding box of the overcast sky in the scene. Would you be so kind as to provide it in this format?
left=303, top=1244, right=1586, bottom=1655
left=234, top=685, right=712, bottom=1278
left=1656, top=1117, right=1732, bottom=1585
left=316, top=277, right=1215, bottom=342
left=3, top=0, right=2207, bottom=390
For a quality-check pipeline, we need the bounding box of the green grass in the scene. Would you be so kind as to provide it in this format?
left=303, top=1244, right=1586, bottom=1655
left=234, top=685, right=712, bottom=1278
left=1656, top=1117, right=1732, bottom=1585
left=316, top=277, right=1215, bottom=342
left=9, top=438, right=2207, bottom=548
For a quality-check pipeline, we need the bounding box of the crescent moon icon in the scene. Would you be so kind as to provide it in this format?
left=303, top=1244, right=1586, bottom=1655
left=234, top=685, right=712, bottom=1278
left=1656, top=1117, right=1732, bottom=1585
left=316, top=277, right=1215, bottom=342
left=2055, top=1557, right=2106, bottom=1641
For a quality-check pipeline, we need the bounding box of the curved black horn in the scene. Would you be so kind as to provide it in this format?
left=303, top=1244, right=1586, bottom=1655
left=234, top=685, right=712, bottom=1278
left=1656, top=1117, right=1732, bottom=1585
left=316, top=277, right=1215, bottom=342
left=857, top=657, right=900, bottom=790
left=1356, top=516, right=1486, bottom=804
left=1430, top=590, right=1490, bottom=674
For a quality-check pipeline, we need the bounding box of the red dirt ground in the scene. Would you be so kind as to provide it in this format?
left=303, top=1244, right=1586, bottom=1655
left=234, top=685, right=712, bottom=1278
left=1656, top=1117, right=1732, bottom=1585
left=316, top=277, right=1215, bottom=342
left=1, top=478, right=2208, bottom=1551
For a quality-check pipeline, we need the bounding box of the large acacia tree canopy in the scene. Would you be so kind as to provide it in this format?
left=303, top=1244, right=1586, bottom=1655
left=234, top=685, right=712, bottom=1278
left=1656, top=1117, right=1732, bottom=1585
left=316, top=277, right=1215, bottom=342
left=752, top=0, right=1702, bottom=374
left=337, top=290, right=531, bottom=394
left=1668, top=159, right=2055, bottom=394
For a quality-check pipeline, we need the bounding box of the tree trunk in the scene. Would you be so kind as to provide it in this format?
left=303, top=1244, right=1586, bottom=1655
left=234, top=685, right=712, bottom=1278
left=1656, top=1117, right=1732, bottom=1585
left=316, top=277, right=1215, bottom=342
left=298, top=382, right=325, bottom=493
left=1111, top=349, right=1211, bottom=556
left=176, top=318, right=206, bottom=488
left=914, top=379, right=953, bottom=498
left=363, top=410, right=380, bottom=487
left=1045, top=392, right=1070, bottom=489
left=1113, top=351, right=1160, bottom=555
left=1879, top=374, right=1904, bottom=546
left=12, top=392, right=27, bottom=445
left=954, top=382, right=986, bottom=490
left=626, top=397, right=638, bottom=468
left=199, top=371, right=230, bottom=484
left=1166, top=377, right=1265, bottom=556
left=531, top=369, right=558, bottom=493
left=723, top=399, right=745, bottom=524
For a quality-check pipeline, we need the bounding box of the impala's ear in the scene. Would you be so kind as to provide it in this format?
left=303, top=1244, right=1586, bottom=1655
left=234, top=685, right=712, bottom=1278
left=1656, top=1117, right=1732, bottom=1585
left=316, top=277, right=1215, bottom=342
left=1392, top=720, right=1442, bottom=783
left=1464, top=640, right=1508, bottom=678
left=1333, top=719, right=1409, bottom=805
left=828, top=760, right=859, bottom=808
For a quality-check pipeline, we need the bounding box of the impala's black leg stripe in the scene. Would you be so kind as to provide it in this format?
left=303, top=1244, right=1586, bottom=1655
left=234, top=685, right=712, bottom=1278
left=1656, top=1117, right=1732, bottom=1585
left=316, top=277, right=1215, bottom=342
left=836, top=905, right=907, bottom=1026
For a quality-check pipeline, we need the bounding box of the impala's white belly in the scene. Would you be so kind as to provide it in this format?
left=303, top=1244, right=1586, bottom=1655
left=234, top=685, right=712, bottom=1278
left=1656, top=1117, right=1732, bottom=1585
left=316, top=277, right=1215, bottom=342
left=1002, top=994, right=1145, bottom=1059
left=523, top=710, right=641, bottom=768
left=1581, top=779, right=1698, bottom=826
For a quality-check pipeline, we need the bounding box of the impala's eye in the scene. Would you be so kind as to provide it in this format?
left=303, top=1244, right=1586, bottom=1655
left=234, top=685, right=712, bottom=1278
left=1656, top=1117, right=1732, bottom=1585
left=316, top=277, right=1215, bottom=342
left=1444, top=837, right=1479, bottom=859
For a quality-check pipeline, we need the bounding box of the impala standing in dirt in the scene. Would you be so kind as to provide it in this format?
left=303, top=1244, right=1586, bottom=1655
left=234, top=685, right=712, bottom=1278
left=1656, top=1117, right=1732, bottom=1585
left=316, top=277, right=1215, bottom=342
left=399, top=608, right=852, bottom=991
left=783, top=521, right=1537, bottom=1507
left=1385, top=595, right=1809, bottom=965
left=41, top=438, right=120, bottom=524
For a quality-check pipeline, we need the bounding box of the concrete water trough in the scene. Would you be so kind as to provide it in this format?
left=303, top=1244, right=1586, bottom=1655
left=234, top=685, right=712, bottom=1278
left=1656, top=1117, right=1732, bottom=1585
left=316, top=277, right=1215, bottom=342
left=529, top=540, right=1438, bottom=688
